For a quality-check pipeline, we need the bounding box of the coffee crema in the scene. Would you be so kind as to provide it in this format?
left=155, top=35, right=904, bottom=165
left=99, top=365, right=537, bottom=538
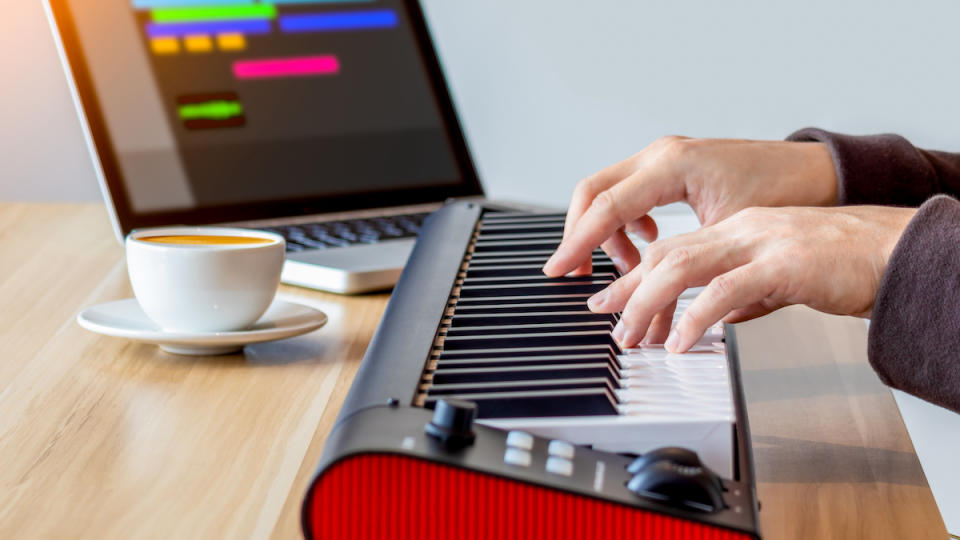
left=140, top=235, right=273, bottom=245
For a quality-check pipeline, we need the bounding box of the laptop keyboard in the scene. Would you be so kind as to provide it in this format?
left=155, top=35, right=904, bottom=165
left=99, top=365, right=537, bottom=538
left=256, top=212, right=429, bottom=252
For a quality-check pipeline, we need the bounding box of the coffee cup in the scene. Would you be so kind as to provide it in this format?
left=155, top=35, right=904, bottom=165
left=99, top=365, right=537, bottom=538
left=125, top=226, right=286, bottom=333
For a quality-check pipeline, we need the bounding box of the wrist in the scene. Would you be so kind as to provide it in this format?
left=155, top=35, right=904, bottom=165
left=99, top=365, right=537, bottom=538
left=797, top=142, right=839, bottom=207
left=880, top=207, right=919, bottom=264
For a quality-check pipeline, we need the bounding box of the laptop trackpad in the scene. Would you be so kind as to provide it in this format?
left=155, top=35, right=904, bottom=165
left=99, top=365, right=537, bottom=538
left=286, top=239, right=415, bottom=272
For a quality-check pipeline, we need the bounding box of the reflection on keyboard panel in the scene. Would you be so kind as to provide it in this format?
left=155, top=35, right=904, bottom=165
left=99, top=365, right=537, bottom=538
left=258, top=212, right=429, bottom=252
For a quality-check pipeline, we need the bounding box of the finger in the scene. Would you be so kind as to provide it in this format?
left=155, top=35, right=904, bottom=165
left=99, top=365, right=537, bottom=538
left=545, top=167, right=678, bottom=277
left=563, top=156, right=644, bottom=240
left=642, top=300, right=677, bottom=344
left=600, top=228, right=642, bottom=274
left=666, top=263, right=776, bottom=353
left=722, top=303, right=776, bottom=323
left=587, top=261, right=644, bottom=313
left=626, top=215, right=659, bottom=243
left=561, top=163, right=639, bottom=276
left=617, top=241, right=745, bottom=347
left=636, top=225, right=717, bottom=277
left=589, top=229, right=730, bottom=314
left=570, top=227, right=640, bottom=277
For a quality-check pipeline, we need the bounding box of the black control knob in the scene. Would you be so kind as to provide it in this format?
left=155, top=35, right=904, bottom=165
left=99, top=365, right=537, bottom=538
left=627, top=446, right=703, bottom=474
left=627, top=460, right=725, bottom=513
left=425, top=399, right=477, bottom=449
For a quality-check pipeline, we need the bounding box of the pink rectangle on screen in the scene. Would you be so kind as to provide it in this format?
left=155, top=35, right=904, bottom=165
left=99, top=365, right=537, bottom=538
left=233, top=55, right=340, bottom=79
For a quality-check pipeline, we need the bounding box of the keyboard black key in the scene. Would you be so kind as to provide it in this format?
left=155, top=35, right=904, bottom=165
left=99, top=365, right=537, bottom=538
left=478, top=224, right=565, bottom=235
left=451, top=301, right=592, bottom=314
left=426, top=377, right=617, bottom=397
left=473, top=240, right=562, bottom=253
left=465, top=263, right=616, bottom=278
left=464, top=274, right=615, bottom=286
left=441, top=330, right=618, bottom=350
left=436, top=344, right=621, bottom=363
left=450, top=312, right=616, bottom=327
left=430, top=363, right=621, bottom=386
left=453, top=294, right=592, bottom=306
left=424, top=388, right=618, bottom=418
left=476, top=232, right=563, bottom=242
left=468, top=250, right=607, bottom=264
left=435, top=353, right=618, bottom=370
left=480, top=214, right=566, bottom=224
left=458, top=281, right=610, bottom=298
left=444, top=322, right=614, bottom=337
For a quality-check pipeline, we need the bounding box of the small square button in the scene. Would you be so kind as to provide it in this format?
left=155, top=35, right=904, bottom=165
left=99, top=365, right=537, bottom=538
left=505, top=431, right=534, bottom=451
left=548, top=440, right=575, bottom=460
left=504, top=447, right=532, bottom=468
left=545, top=456, right=574, bottom=477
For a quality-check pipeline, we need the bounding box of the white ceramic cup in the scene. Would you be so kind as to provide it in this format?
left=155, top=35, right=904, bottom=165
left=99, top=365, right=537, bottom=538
left=126, top=226, right=285, bottom=333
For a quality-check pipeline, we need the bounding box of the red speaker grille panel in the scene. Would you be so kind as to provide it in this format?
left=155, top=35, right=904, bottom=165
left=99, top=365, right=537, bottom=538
left=305, top=453, right=752, bottom=540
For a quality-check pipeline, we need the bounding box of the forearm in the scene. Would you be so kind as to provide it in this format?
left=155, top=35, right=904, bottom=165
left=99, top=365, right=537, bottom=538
left=787, top=128, right=960, bottom=206
left=868, top=195, right=960, bottom=413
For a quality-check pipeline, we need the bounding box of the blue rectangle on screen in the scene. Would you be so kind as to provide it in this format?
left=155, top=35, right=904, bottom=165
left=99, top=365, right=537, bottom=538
left=133, top=0, right=253, bottom=8
left=146, top=19, right=271, bottom=38
left=279, top=10, right=398, bottom=33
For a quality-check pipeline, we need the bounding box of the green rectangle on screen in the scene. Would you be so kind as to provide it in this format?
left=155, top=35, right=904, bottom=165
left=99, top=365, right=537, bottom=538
left=178, top=101, right=244, bottom=121
left=152, top=4, right=276, bottom=23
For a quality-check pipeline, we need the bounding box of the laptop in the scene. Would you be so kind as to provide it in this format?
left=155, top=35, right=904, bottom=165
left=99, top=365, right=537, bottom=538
left=44, top=0, right=486, bottom=293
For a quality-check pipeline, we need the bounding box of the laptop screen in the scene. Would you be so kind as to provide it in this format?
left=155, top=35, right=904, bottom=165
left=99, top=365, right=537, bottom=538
left=47, top=0, right=482, bottom=233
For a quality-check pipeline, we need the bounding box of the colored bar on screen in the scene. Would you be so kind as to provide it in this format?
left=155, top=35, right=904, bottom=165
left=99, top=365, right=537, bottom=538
left=179, top=101, right=244, bottom=121
left=278, top=10, right=398, bottom=33
left=151, top=4, right=276, bottom=23
left=265, top=0, right=373, bottom=4
left=233, top=55, right=340, bottom=79
left=150, top=36, right=180, bottom=54
left=146, top=19, right=270, bottom=37
left=184, top=34, right=213, bottom=52
left=133, top=0, right=253, bottom=8
left=217, top=32, right=247, bottom=51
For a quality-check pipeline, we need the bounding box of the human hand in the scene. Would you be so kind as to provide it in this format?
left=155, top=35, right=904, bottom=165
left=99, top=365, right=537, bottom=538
left=543, top=137, right=839, bottom=277
left=585, top=205, right=916, bottom=351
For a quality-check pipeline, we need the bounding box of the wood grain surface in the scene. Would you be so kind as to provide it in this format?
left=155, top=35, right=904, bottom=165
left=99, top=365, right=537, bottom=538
left=0, top=204, right=947, bottom=539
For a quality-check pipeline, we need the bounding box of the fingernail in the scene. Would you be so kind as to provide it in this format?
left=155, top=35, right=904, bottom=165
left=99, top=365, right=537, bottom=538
left=588, top=289, right=608, bottom=309
left=612, top=320, right=625, bottom=342
left=664, top=329, right=681, bottom=353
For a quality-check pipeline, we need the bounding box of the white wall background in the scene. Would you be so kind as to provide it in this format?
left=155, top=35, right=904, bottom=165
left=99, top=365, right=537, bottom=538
left=3, top=0, right=960, bottom=208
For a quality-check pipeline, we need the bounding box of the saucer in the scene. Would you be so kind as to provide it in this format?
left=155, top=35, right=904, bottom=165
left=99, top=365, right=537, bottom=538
left=77, top=298, right=327, bottom=355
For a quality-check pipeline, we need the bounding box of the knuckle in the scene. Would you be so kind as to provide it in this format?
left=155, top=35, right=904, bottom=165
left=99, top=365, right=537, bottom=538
left=574, top=175, right=599, bottom=198
left=591, top=189, right=625, bottom=221
left=736, top=206, right=761, bottom=220
left=642, top=242, right=666, bottom=268
left=658, top=136, right=695, bottom=161
left=654, top=135, right=686, bottom=148
left=664, top=246, right=694, bottom=269
left=709, top=273, right=735, bottom=299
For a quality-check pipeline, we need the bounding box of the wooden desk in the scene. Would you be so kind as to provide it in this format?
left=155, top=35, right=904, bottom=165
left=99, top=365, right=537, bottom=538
left=0, top=203, right=946, bottom=539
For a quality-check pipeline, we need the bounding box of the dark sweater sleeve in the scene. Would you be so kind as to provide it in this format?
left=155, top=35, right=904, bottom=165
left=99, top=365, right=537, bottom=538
left=867, top=195, right=960, bottom=413
left=787, top=127, right=960, bottom=206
